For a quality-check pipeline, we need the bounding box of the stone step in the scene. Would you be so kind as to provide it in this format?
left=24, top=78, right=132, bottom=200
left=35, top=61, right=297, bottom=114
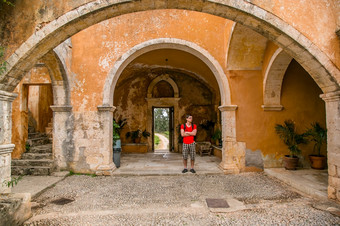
left=28, top=132, right=45, bottom=139
left=22, top=152, right=53, bottom=160
left=27, top=137, right=50, bottom=146
left=29, top=144, right=52, bottom=153
left=45, top=127, right=52, bottom=134
left=11, top=159, right=54, bottom=167
left=11, top=166, right=52, bottom=176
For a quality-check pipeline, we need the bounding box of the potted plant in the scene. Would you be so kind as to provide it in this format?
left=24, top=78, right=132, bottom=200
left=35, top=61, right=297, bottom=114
left=112, top=119, right=123, bottom=168
left=126, top=129, right=150, bottom=143
left=305, top=122, right=327, bottom=169
left=212, top=129, right=222, bottom=146
left=275, top=120, right=307, bottom=170
left=199, top=120, right=215, bottom=141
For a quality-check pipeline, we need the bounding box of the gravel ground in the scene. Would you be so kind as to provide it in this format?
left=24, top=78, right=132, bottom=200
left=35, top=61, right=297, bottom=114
left=25, top=172, right=340, bottom=225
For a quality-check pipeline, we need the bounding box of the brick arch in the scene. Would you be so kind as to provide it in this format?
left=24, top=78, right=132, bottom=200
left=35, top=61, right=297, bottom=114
left=102, top=38, right=231, bottom=107
left=147, top=74, right=179, bottom=98
left=0, top=0, right=338, bottom=94
left=262, top=48, right=293, bottom=111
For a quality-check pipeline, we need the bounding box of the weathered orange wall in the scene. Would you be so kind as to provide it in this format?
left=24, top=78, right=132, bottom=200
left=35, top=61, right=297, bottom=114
left=231, top=60, right=325, bottom=167
left=1, top=1, right=338, bottom=68
left=113, top=68, right=216, bottom=150
left=251, top=0, right=340, bottom=66
left=70, top=10, right=226, bottom=112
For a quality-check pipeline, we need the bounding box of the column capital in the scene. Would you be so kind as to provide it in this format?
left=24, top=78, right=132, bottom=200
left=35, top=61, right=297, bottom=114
left=0, top=144, right=15, bottom=154
left=97, top=105, right=116, bottom=112
left=218, top=105, right=238, bottom=112
left=261, top=105, right=284, bottom=111
left=320, top=91, right=340, bottom=102
left=0, top=90, right=18, bottom=102
left=50, top=105, right=73, bottom=112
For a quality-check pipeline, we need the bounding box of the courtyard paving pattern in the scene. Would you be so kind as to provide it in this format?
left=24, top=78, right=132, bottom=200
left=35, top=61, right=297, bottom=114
left=25, top=173, right=340, bottom=225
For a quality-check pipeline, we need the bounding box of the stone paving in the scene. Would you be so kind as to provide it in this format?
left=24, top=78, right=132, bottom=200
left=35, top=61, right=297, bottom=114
left=24, top=172, right=340, bottom=225
left=112, top=152, right=222, bottom=176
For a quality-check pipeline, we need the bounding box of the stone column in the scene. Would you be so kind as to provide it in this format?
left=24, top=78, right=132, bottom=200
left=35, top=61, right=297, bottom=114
left=218, top=105, right=245, bottom=174
left=96, top=105, right=116, bottom=175
left=0, top=90, right=18, bottom=193
left=320, top=91, right=340, bottom=202
left=50, top=105, right=73, bottom=170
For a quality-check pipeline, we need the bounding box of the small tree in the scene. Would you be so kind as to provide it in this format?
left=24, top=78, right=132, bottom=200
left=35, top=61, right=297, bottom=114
left=305, top=122, right=327, bottom=156
left=275, top=120, right=307, bottom=157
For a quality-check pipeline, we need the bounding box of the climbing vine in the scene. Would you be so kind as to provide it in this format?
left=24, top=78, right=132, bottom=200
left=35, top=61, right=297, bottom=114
left=2, top=0, right=14, bottom=6
left=0, top=46, right=6, bottom=76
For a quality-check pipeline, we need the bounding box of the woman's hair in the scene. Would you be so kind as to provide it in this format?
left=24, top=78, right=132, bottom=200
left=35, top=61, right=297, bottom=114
left=186, top=114, right=192, bottom=119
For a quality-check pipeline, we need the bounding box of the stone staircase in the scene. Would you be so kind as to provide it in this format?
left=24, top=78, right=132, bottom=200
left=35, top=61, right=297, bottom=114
left=11, top=131, right=54, bottom=176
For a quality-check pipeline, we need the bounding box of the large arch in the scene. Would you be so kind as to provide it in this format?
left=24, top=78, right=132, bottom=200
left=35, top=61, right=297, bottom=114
left=0, top=0, right=339, bottom=199
left=262, top=48, right=293, bottom=111
left=101, top=38, right=236, bottom=159
left=0, top=0, right=338, bottom=94
left=102, top=38, right=231, bottom=107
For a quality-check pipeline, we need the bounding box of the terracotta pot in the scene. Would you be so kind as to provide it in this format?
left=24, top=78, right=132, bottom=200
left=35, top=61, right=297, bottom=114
left=309, top=155, right=326, bottom=170
left=134, top=137, right=141, bottom=143
left=283, top=155, right=299, bottom=170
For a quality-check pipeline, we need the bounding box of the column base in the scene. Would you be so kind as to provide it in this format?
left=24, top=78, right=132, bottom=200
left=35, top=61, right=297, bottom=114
left=95, top=163, right=117, bottom=176
left=219, top=162, right=240, bottom=174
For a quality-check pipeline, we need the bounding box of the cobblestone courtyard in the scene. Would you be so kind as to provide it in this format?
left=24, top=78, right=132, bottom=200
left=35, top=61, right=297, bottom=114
left=25, top=173, right=340, bottom=225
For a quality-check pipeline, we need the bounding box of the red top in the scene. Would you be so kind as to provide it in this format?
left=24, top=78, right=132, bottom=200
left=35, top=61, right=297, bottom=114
left=181, top=124, right=196, bottom=144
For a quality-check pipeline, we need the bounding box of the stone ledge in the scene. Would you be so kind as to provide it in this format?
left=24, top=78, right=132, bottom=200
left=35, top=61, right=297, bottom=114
left=50, top=105, right=72, bottom=112
left=218, top=105, right=238, bottom=111
left=261, top=105, right=284, bottom=111
left=97, top=105, right=116, bottom=112
left=320, top=91, right=340, bottom=102
left=0, top=144, right=15, bottom=154
left=0, top=90, right=18, bottom=102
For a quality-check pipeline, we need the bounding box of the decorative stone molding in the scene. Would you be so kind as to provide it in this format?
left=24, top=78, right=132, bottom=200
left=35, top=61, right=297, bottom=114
left=1, top=0, right=338, bottom=96
left=103, top=38, right=231, bottom=107
left=50, top=105, right=72, bottom=112
left=0, top=90, right=18, bottom=102
left=320, top=91, right=340, bottom=102
left=97, top=105, right=116, bottom=112
left=147, top=74, right=179, bottom=98
left=0, top=144, right=15, bottom=154
left=261, top=105, right=284, bottom=111
left=262, top=48, right=292, bottom=110
left=218, top=105, right=238, bottom=111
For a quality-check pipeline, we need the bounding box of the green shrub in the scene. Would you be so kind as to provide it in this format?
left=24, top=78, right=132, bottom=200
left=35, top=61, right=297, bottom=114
left=154, top=135, right=160, bottom=145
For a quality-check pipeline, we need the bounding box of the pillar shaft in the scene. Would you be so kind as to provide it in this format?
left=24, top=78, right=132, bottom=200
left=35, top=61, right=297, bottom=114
left=218, top=105, right=245, bottom=174
left=50, top=105, right=73, bottom=170
left=0, top=90, right=17, bottom=193
left=321, top=91, right=340, bottom=202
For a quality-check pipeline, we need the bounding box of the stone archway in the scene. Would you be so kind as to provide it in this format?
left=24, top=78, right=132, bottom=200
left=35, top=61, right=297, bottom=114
left=262, top=48, right=293, bottom=111
left=146, top=74, right=180, bottom=152
left=1, top=1, right=338, bottom=94
left=0, top=0, right=338, bottom=198
left=41, top=50, right=73, bottom=170
left=99, top=38, right=243, bottom=173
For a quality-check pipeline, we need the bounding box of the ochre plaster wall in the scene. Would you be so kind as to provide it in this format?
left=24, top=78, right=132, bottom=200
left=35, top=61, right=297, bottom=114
left=11, top=66, right=52, bottom=158
left=70, top=10, right=226, bottom=112
left=1, top=1, right=338, bottom=68
left=251, top=0, right=340, bottom=66
left=113, top=69, right=216, bottom=152
left=9, top=9, right=327, bottom=168
left=231, top=60, right=325, bottom=167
